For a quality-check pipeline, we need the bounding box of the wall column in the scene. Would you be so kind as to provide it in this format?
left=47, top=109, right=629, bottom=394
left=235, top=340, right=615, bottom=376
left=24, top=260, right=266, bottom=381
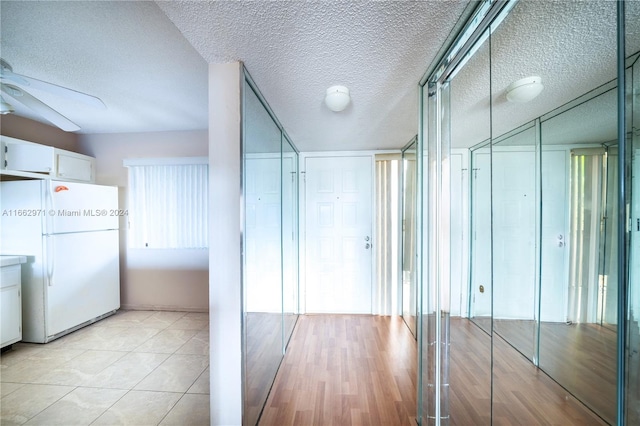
left=209, top=62, right=243, bottom=425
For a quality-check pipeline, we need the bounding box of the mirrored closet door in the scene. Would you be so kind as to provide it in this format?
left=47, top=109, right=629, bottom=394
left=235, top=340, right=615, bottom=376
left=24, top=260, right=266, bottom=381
left=417, top=0, right=638, bottom=424
left=242, top=71, right=300, bottom=426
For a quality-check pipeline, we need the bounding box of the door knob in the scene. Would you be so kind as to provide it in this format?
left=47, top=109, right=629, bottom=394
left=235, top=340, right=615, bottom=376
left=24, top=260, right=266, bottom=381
left=365, top=243, right=371, bottom=249
left=365, top=236, right=370, bottom=241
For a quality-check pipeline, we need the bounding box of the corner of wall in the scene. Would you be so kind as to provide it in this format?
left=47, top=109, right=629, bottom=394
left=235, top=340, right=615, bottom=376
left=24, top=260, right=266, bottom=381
left=208, top=61, right=243, bottom=425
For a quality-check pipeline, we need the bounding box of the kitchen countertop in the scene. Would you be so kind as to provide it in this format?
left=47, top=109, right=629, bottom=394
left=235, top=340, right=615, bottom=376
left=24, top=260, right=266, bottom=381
left=0, top=255, right=27, bottom=267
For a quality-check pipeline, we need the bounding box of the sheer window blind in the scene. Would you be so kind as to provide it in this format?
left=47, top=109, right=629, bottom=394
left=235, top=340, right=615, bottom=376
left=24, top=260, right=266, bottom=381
left=125, top=158, right=208, bottom=249
left=375, top=156, right=401, bottom=315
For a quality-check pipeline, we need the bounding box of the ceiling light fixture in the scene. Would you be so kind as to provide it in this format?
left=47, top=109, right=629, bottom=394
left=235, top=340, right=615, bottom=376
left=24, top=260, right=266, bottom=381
left=0, top=96, right=14, bottom=115
left=325, top=85, right=350, bottom=112
left=506, top=76, right=544, bottom=103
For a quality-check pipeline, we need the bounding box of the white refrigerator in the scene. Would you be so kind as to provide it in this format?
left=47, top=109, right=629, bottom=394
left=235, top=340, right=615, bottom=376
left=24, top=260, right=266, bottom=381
left=0, top=179, right=120, bottom=343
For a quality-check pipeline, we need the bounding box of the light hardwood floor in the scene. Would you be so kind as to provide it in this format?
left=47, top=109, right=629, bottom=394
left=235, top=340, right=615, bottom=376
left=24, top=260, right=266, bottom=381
left=245, top=312, right=288, bottom=426
left=259, top=315, right=417, bottom=425
left=454, top=319, right=607, bottom=425
left=491, top=319, right=617, bottom=424
left=260, top=315, right=606, bottom=426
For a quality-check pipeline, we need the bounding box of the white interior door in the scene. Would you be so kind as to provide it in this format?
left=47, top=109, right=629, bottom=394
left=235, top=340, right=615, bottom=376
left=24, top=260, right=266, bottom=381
left=492, top=150, right=536, bottom=320
left=304, top=156, right=373, bottom=314
left=244, top=157, right=282, bottom=313
left=540, top=149, right=569, bottom=322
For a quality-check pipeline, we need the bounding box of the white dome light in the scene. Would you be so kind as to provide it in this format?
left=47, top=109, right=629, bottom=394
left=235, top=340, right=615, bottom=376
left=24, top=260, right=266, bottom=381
left=325, top=85, right=350, bottom=112
left=506, top=76, right=544, bottom=103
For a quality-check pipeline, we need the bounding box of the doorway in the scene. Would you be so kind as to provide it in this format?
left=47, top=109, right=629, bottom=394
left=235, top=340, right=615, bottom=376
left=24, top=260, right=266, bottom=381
left=304, top=156, right=373, bottom=314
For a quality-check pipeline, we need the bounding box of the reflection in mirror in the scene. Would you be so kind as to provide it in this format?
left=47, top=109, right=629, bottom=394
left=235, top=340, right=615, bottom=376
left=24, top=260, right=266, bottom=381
left=242, top=74, right=299, bottom=425
left=446, top=28, right=492, bottom=425
left=539, top=86, right=619, bottom=424
left=401, top=138, right=417, bottom=337
left=626, top=2, right=640, bottom=421
left=449, top=27, right=493, bottom=337
left=490, top=124, right=538, bottom=361
left=564, top=145, right=618, bottom=329
left=601, top=145, right=618, bottom=330
left=469, top=143, right=491, bottom=334
left=242, top=82, right=284, bottom=426
left=282, top=136, right=299, bottom=347
left=422, top=0, right=638, bottom=422
left=486, top=0, right=622, bottom=423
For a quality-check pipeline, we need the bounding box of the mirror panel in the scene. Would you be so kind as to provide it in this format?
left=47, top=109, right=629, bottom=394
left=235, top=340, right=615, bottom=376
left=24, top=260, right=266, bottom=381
left=626, top=1, right=640, bottom=422
left=420, top=76, right=456, bottom=424
left=447, top=28, right=492, bottom=425
left=488, top=1, right=619, bottom=423
left=468, top=144, right=491, bottom=335
left=242, top=82, right=284, bottom=426
left=490, top=124, right=538, bottom=360
left=538, top=86, right=618, bottom=425
left=600, top=145, right=618, bottom=330
left=402, top=138, right=418, bottom=337
left=419, top=0, right=639, bottom=422
left=451, top=29, right=492, bottom=336
left=282, top=136, right=299, bottom=347
left=420, top=79, right=437, bottom=423
left=242, top=76, right=299, bottom=425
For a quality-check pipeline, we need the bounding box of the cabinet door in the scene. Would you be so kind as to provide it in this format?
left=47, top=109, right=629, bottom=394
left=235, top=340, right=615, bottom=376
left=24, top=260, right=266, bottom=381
left=1, top=265, right=22, bottom=348
left=56, top=152, right=94, bottom=182
left=4, top=143, right=54, bottom=173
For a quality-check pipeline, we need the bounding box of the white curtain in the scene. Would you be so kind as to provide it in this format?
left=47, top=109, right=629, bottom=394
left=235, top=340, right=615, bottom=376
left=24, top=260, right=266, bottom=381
left=375, top=156, right=401, bottom=315
left=128, top=163, right=208, bottom=249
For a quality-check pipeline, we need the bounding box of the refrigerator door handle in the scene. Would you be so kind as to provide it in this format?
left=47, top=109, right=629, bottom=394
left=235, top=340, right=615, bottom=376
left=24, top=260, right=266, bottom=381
left=45, top=181, right=54, bottom=234
left=46, top=235, right=55, bottom=287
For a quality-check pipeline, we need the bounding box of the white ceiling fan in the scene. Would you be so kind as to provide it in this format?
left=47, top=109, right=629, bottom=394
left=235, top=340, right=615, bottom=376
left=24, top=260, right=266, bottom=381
left=0, top=58, right=106, bottom=132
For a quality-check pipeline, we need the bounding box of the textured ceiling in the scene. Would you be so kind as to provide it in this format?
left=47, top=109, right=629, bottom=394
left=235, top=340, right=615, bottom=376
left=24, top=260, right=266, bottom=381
left=156, top=0, right=470, bottom=151
left=0, top=1, right=209, bottom=135
left=451, top=0, right=640, bottom=149
left=0, top=0, right=469, bottom=152
left=1, top=1, right=637, bottom=152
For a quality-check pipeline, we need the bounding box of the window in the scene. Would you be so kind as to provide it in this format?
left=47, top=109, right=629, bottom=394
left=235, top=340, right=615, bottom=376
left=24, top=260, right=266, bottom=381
left=124, top=157, right=208, bottom=249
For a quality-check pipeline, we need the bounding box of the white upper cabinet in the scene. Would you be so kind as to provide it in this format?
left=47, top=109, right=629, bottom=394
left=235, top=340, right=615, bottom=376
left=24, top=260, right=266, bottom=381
left=3, top=140, right=54, bottom=173
left=56, top=149, right=93, bottom=182
left=1, top=136, right=95, bottom=183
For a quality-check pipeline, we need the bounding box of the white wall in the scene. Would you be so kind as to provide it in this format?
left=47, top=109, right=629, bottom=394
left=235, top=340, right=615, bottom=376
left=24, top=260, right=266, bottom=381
left=208, top=62, right=243, bottom=425
left=78, top=130, right=209, bottom=311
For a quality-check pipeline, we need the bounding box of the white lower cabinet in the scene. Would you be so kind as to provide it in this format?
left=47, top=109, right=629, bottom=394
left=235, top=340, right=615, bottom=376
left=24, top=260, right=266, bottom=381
left=1, top=258, right=25, bottom=348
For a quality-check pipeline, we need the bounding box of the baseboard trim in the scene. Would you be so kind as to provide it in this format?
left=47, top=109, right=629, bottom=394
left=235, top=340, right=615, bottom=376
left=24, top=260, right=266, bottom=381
left=120, top=304, right=208, bottom=313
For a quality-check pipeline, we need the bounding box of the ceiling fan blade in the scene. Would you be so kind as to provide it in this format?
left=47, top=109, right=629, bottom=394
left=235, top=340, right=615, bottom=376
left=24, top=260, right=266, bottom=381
left=0, top=59, right=105, bottom=109
left=7, top=73, right=106, bottom=109
left=0, top=68, right=29, bottom=86
left=1, top=83, right=81, bottom=132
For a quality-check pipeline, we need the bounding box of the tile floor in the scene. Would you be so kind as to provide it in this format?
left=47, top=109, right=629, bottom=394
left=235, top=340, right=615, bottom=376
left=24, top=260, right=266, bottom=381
left=0, top=310, right=210, bottom=426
